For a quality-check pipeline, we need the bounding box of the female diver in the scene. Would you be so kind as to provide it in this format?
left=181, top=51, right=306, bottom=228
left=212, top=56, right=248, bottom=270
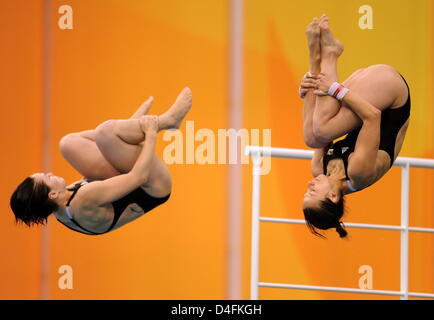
left=300, top=15, right=410, bottom=238
left=10, top=87, right=192, bottom=235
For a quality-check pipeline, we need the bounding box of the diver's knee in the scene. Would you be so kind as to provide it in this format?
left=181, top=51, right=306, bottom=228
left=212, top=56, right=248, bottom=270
left=312, top=125, right=332, bottom=145
left=94, top=120, right=117, bottom=141
left=59, top=133, right=80, bottom=156
left=305, top=132, right=329, bottom=149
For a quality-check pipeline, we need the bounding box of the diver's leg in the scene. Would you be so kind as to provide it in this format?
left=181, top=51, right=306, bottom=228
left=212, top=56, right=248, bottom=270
left=93, top=87, right=191, bottom=172
left=311, top=15, right=405, bottom=143
left=59, top=130, right=120, bottom=180
left=59, top=95, right=157, bottom=180
left=311, top=15, right=351, bottom=143
left=302, top=16, right=328, bottom=148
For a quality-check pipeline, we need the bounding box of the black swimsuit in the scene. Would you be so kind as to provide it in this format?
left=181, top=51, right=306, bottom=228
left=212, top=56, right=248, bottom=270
left=322, top=75, right=411, bottom=191
left=56, top=180, right=170, bottom=235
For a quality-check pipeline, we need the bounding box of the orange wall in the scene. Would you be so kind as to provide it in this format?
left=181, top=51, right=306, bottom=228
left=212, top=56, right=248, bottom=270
left=0, top=0, right=44, bottom=299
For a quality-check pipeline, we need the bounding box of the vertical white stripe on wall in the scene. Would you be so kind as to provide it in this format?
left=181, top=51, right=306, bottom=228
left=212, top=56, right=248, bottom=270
left=41, top=0, right=52, bottom=300
left=228, top=0, right=243, bottom=300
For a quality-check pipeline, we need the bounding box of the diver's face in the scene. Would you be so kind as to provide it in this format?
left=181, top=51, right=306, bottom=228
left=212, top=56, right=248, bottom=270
left=31, top=172, right=66, bottom=192
left=302, top=174, right=332, bottom=209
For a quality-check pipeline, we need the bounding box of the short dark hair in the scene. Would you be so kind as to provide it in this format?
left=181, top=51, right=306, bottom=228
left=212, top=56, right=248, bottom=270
left=10, top=177, right=58, bottom=227
left=303, top=196, right=348, bottom=239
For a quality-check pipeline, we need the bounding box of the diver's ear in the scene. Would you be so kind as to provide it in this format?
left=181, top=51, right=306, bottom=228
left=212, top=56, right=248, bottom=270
left=48, top=191, right=58, bottom=201
left=327, top=191, right=339, bottom=203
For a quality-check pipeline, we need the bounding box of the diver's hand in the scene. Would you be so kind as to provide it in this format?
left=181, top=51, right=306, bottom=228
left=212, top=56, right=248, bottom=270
left=314, top=73, right=336, bottom=96
left=139, top=115, right=159, bottom=134
left=299, top=72, right=318, bottom=98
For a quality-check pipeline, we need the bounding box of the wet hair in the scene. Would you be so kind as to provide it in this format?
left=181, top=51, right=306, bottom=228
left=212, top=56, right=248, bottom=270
left=303, top=196, right=348, bottom=239
left=10, top=177, right=58, bottom=227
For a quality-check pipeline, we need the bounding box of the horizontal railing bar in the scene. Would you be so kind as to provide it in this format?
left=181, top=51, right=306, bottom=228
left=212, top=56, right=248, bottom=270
left=259, top=217, right=434, bottom=233
left=408, top=292, right=434, bottom=299
left=245, top=146, right=434, bottom=169
left=246, top=146, right=313, bottom=160
left=259, top=282, right=401, bottom=296
left=408, top=226, right=434, bottom=234
left=258, top=282, right=434, bottom=298
left=394, top=157, right=434, bottom=169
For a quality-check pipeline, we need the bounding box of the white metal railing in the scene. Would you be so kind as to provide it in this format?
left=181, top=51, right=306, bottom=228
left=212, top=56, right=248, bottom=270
left=245, top=146, right=434, bottom=300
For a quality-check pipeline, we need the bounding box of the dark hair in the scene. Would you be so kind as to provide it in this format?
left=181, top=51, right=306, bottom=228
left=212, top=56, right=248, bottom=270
left=10, top=177, right=58, bottom=227
left=303, top=196, right=348, bottom=239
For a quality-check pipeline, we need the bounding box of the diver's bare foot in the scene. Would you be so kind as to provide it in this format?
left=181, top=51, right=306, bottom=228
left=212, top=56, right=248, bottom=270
left=159, top=87, right=192, bottom=130
left=306, top=17, right=321, bottom=62
left=141, top=96, right=154, bottom=115
left=319, top=15, right=344, bottom=58
left=130, top=96, right=154, bottom=119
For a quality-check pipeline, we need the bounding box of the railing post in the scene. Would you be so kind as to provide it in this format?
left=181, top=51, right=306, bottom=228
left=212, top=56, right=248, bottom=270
left=250, top=153, right=262, bottom=300
left=400, top=163, right=410, bottom=300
